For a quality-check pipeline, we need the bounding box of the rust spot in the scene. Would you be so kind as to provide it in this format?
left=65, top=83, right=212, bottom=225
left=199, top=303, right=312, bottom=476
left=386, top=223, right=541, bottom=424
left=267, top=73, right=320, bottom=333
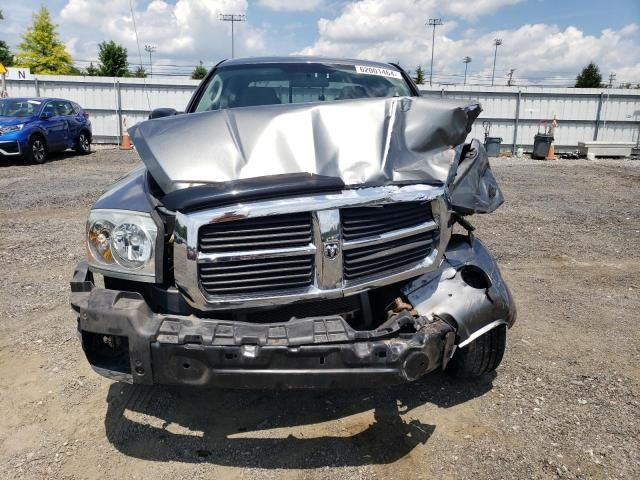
left=387, top=297, right=418, bottom=318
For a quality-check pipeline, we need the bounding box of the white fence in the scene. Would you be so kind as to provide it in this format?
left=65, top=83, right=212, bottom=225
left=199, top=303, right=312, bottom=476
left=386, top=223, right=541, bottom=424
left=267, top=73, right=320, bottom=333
left=421, top=85, right=640, bottom=151
left=5, top=75, right=640, bottom=151
left=5, top=75, right=199, bottom=143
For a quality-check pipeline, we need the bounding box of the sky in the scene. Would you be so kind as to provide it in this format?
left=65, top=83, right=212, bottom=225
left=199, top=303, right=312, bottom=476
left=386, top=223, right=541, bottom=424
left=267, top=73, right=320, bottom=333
left=1, top=0, right=639, bottom=86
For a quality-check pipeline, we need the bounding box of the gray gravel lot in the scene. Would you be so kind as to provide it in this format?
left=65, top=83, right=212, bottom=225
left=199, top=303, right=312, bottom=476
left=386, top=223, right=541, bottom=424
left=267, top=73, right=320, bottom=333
left=0, top=149, right=638, bottom=479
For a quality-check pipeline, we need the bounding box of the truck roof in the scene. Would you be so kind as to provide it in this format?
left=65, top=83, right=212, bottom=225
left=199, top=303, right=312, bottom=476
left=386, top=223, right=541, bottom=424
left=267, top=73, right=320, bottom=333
left=219, top=56, right=401, bottom=71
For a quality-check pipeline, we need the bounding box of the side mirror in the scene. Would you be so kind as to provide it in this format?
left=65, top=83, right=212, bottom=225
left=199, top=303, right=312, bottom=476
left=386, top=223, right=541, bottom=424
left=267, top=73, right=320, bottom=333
left=41, top=111, right=53, bottom=120
left=149, top=107, right=179, bottom=120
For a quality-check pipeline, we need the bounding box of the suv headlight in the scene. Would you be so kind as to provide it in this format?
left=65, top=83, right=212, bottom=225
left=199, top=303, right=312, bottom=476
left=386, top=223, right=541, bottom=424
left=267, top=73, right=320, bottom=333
left=0, top=124, right=24, bottom=134
left=87, top=210, right=158, bottom=282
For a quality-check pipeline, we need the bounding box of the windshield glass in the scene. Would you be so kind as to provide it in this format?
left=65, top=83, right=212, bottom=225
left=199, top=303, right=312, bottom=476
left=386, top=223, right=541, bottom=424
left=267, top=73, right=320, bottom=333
left=0, top=99, right=42, bottom=118
left=193, top=62, right=413, bottom=112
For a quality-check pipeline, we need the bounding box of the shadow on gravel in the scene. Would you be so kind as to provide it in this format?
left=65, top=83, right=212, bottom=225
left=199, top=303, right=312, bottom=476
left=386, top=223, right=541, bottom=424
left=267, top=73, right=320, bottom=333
left=104, top=371, right=494, bottom=468
left=0, top=150, right=93, bottom=167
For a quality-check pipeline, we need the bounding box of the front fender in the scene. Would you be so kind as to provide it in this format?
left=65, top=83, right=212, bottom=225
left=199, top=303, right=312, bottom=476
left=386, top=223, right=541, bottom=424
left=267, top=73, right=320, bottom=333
left=26, top=125, right=47, bottom=143
left=92, top=167, right=156, bottom=213
left=402, top=234, right=516, bottom=345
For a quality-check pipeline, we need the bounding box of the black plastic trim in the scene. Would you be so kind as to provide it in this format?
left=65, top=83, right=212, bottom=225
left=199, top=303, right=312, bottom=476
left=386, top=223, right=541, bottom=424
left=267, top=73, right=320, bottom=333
left=160, top=173, right=346, bottom=212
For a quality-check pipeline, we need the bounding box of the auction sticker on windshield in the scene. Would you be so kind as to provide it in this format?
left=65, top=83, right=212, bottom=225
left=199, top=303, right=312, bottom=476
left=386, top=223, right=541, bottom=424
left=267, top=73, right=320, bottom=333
left=355, top=65, right=403, bottom=79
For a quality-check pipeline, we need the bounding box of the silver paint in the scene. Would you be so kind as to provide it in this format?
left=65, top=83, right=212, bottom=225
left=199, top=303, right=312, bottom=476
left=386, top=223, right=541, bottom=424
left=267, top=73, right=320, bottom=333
left=448, top=138, right=505, bottom=214
left=129, top=96, right=481, bottom=194
left=173, top=185, right=450, bottom=309
left=402, top=236, right=516, bottom=344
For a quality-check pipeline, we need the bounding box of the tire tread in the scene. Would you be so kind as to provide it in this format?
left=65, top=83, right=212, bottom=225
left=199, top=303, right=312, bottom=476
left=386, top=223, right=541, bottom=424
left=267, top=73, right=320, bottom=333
left=447, top=324, right=507, bottom=379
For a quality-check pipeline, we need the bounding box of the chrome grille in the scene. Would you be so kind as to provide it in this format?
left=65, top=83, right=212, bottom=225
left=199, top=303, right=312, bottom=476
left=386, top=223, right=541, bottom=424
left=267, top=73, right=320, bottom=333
left=341, top=202, right=437, bottom=282
left=341, top=202, right=433, bottom=241
left=197, top=213, right=314, bottom=295
left=199, top=212, right=312, bottom=253
left=173, top=185, right=448, bottom=309
left=343, top=232, right=437, bottom=281
left=199, top=256, right=314, bottom=294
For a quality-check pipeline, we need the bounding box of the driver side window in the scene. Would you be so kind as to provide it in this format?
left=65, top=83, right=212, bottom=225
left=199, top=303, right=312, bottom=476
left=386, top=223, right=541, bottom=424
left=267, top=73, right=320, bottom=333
left=42, top=102, right=56, bottom=117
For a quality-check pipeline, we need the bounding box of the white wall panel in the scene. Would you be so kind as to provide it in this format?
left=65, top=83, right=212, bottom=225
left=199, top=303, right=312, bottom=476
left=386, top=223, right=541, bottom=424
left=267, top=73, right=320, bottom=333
left=5, top=76, right=639, bottom=148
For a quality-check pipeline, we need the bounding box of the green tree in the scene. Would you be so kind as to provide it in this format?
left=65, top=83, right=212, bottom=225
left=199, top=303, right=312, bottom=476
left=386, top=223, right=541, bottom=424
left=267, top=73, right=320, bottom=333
left=97, top=41, right=128, bottom=77
left=131, top=65, right=147, bottom=78
left=84, top=62, right=99, bottom=76
left=14, top=7, right=73, bottom=74
left=191, top=61, right=207, bottom=80
left=575, top=62, right=603, bottom=88
left=413, top=65, right=426, bottom=85
left=67, top=65, right=82, bottom=75
left=0, top=10, right=13, bottom=66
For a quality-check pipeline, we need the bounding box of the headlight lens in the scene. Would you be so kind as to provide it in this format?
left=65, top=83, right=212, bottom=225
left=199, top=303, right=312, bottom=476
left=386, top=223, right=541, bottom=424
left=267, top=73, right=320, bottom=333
left=86, top=210, right=158, bottom=281
left=88, top=220, right=115, bottom=264
left=111, top=223, right=153, bottom=268
left=0, top=124, right=24, bottom=134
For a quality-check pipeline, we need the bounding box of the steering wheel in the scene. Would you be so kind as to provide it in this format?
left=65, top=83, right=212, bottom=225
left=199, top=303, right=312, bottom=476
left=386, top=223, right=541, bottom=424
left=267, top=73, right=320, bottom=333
left=208, top=76, right=223, bottom=109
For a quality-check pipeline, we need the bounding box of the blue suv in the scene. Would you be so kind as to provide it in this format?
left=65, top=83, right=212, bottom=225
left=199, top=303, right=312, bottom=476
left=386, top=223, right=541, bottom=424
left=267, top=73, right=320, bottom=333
left=0, top=97, right=92, bottom=164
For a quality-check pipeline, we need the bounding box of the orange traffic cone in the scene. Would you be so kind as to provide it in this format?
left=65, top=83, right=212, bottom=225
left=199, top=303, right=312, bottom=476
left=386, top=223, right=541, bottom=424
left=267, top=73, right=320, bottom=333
left=120, top=115, right=132, bottom=150
left=120, top=130, right=132, bottom=150
left=546, top=143, right=555, bottom=160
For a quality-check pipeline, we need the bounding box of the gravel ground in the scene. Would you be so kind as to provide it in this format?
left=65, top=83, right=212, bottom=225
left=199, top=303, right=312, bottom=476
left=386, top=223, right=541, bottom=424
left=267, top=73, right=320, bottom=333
left=0, top=149, right=638, bottom=479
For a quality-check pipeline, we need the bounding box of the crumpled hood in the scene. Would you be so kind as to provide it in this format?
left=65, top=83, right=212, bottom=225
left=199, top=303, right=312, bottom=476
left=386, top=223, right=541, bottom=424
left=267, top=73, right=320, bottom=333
left=130, top=96, right=481, bottom=194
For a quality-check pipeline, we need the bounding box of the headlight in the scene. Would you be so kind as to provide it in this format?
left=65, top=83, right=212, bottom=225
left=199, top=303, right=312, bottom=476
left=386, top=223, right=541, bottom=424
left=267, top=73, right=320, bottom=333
left=0, top=124, right=24, bottom=134
left=86, top=210, right=158, bottom=281
left=111, top=223, right=153, bottom=268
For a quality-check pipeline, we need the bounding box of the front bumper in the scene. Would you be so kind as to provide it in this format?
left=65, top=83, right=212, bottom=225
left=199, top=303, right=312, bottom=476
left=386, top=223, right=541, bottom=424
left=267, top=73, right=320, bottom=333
left=0, top=140, right=22, bottom=156
left=70, top=236, right=515, bottom=388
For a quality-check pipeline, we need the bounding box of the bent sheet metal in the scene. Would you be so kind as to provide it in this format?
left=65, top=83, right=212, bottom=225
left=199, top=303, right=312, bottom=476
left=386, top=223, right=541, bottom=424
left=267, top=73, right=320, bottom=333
left=130, top=97, right=480, bottom=191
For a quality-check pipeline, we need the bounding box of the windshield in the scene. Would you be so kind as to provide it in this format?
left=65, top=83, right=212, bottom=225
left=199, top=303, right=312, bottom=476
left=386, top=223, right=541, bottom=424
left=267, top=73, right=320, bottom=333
left=0, top=99, right=42, bottom=118
left=193, top=62, right=414, bottom=112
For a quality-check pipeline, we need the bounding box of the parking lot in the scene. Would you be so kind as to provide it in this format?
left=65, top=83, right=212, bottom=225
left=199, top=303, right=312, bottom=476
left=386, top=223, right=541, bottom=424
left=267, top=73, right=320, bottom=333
left=0, top=149, right=638, bottom=479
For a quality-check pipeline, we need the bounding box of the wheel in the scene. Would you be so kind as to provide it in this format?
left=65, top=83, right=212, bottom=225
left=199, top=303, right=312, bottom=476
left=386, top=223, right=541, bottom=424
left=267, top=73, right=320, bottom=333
left=75, top=130, right=91, bottom=155
left=27, top=135, right=48, bottom=164
left=447, top=324, right=506, bottom=379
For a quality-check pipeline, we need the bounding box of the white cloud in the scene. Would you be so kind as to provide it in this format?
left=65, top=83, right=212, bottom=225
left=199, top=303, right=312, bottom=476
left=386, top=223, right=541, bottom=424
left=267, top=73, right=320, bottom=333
left=297, top=0, right=640, bottom=86
left=57, top=0, right=265, bottom=71
left=3, top=0, right=639, bottom=86
left=257, top=0, right=323, bottom=11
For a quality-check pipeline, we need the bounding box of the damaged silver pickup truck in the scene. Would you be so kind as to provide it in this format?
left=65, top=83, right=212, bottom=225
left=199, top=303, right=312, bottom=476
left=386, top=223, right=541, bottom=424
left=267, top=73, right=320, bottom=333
left=70, top=57, right=516, bottom=388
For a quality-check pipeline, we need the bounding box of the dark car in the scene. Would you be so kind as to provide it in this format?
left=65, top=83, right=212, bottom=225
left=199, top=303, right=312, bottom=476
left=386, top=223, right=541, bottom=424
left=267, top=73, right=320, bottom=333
left=71, top=57, right=515, bottom=389
left=0, top=97, right=92, bottom=163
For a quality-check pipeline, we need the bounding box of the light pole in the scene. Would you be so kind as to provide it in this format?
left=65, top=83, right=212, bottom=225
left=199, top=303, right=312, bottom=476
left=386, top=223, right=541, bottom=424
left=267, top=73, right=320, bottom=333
left=219, top=14, right=246, bottom=58
left=491, top=38, right=502, bottom=86
left=427, top=18, right=443, bottom=87
left=144, top=44, right=156, bottom=77
left=463, top=56, right=471, bottom=85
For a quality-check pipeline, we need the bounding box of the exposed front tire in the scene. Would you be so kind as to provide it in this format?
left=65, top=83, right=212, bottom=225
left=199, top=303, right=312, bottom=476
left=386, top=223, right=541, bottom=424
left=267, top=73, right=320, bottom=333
left=75, top=130, right=91, bottom=155
left=27, top=135, right=48, bottom=164
left=447, top=324, right=506, bottom=379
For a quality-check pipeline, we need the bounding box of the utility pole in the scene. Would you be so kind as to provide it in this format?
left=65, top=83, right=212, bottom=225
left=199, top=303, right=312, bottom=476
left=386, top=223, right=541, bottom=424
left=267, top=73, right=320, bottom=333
left=491, top=38, right=502, bottom=86
left=507, top=68, right=516, bottom=86
left=219, top=14, right=246, bottom=59
left=426, top=18, right=443, bottom=87
left=463, top=56, right=471, bottom=85
left=144, top=44, right=156, bottom=77
left=608, top=72, right=616, bottom=88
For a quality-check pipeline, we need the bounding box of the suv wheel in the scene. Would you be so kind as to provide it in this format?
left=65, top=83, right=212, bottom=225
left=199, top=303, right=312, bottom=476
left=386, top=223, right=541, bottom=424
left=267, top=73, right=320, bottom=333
left=447, top=324, right=506, bottom=379
left=28, top=135, right=48, bottom=164
left=76, top=131, right=91, bottom=155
